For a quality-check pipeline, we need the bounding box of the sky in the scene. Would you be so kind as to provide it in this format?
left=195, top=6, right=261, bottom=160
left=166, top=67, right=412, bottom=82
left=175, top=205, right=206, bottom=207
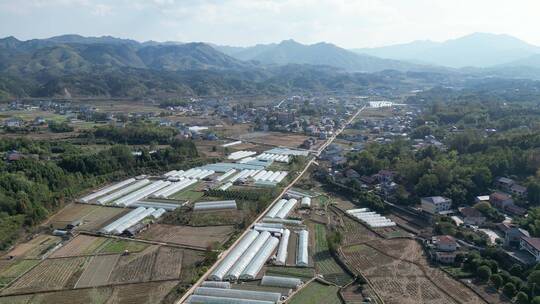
left=1, top=0, right=540, bottom=48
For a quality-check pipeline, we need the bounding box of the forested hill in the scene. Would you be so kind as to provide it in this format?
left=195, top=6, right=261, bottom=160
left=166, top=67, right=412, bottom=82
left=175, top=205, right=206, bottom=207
left=0, top=35, right=450, bottom=100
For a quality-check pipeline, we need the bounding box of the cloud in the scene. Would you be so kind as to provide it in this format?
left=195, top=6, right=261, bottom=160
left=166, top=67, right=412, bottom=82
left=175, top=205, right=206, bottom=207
left=1, top=0, right=540, bottom=47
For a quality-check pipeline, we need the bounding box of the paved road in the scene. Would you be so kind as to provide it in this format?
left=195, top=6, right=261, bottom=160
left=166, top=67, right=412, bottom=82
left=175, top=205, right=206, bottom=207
left=176, top=105, right=366, bottom=303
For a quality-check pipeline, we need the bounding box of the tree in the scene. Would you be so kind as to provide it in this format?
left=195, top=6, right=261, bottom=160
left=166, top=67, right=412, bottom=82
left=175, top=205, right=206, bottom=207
left=502, top=282, right=516, bottom=298
left=528, top=181, right=540, bottom=205
left=509, top=264, right=523, bottom=277
left=490, top=274, right=503, bottom=290
left=516, top=292, right=528, bottom=304
left=532, top=296, right=540, bottom=304
left=529, top=270, right=540, bottom=289
left=415, top=173, right=439, bottom=197
left=477, top=265, right=492, bottom=282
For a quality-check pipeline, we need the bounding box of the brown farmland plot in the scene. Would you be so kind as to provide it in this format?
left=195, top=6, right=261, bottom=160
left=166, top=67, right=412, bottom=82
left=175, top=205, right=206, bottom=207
left=107, top=280, right=179, bottom=304
left=108, top=247, right=157, bottom=284
left=45, top=203, right=100, bottom=229
left=151, top=246, right=183, bottom=281
left=50, top=235, right=108, bottom=258
left=138, top=224, right=235, bottom=248
left=6, top=234, right=61, bottom=259
left=340, top=240, right=486, bottom=304
left=27, top=287, right=113, bottom=304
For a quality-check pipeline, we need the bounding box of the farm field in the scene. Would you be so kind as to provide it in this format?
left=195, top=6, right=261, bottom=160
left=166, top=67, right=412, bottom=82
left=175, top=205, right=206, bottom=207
left=190, top=209, right=245, bottom=226
left=109, top=247, right=157, bottom=284
left=169, top=183, right=204, bottom=202
left=50, top=235, right=108, bottom=258
left=106, top=280, right=179, bottom=304
left=0, top=259, right=40, bottom=287
left=232, top=282, right=290, bottom=297
left=138, top=224, right=235, bottom=248
left=0, top=280, right=179, bottom=304
left=78, top=207, right=131, bottom=232
left=265, top=266, right=315, bottom=280
left=150, top=246, right=184, bottom=280
left=339, top=213, right=380, bottom=245
left=46, top=203, right=129, bottom=231
left=75, top=254, right=120, bottom=288
left=98, top=239, right=151, bottom=254
left=237, top=131, right=321, bottom=149
left=6, top=234, right=61, bottom=259
left=340, top=241, right=486, bottom=304
left=288, top=281, right=342, bottom=304
left=313, top=224, right=353, bottom=286
left=2, top=257, right=87, bottom=294
left=340, top=283, right=368, bottom=304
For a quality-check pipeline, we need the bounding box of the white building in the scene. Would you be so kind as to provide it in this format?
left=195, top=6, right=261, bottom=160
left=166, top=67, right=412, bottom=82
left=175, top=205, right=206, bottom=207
left=421, top=196, right=452, bottom=215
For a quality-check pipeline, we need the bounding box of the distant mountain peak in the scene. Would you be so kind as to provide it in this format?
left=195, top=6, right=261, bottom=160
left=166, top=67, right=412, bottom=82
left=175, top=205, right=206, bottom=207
left=354, top=32, right=540, bottom=68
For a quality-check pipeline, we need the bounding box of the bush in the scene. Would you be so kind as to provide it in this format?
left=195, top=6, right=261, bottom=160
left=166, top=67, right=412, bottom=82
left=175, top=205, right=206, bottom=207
left=477, top=265, right=492, bottom=282
left=532, top=296, right=540, bottom=304
left=490, top=274, right=503, bottom=290
left=516, top=292, right=528, bottom=304
left=502, top=282, right=516, bottom=298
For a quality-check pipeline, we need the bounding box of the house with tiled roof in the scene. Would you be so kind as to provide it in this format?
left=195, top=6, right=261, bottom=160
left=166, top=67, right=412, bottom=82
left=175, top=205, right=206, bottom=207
left=520, top=237, right=540, bottom=262
left=432, top=235, right=458, bottom=252
left=459, top=207, right=486, bottom=226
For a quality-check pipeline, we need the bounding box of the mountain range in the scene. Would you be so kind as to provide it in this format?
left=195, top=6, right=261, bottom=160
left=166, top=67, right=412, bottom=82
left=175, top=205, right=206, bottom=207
left=213, top=39, right=430, bottom=72
left=1, top=33, right=540, bottom=99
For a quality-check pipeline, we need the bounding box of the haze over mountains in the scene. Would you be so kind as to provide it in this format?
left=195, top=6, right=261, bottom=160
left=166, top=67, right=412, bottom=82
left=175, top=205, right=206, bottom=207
left=353, top=33, right=540, bottom=68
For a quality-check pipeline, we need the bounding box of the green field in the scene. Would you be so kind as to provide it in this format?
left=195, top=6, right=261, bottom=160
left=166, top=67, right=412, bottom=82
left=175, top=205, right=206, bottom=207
left=98, top=239, right=149, bottom=254
left=288, top=281, right=342, bottom=304
left=314, top=224, right=353, bottom=286
left=170, top=183, right=203, bottom=202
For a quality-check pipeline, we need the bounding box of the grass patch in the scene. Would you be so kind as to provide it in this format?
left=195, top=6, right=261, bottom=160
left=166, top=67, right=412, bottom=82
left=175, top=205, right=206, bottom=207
left=442, top=266, right=474, bottom=279
left=288, top=281, right=342, bottom=304
left=265, top=266, right=315, bottom=279
left=98, top=239, right=149, bottom=254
